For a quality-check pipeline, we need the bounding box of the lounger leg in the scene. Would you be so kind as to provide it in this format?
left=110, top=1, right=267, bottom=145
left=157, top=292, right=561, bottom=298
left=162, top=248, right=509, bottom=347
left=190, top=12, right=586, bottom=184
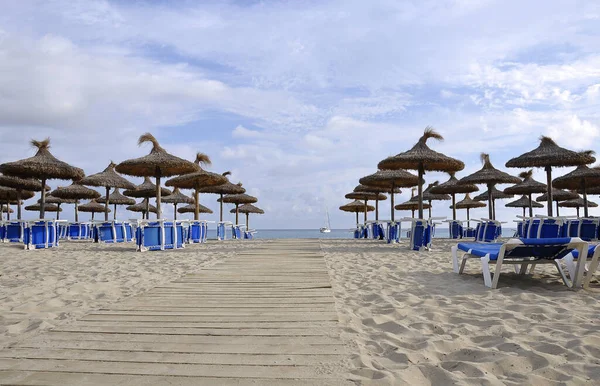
left=562, top=253, right=576, bottom=282
left=481, top=255, right=493, bottom=288
left=491, top=255, right=503, bottom=289
left=583, top=249, right=600, bottom=289
left=459, top=253, right=469, bottom=274
left=573, top=246, right=589, bottom=288
left=451, top=245, right=459, bottom=273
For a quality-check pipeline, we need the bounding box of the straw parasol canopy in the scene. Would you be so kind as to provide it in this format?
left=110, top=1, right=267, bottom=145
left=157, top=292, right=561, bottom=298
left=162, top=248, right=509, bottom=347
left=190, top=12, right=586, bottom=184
left=429, top=172, right=478, bottom=220
left=79, top=162, right=136, bottom=222
left=552, top=165, right=600, bottom=218
left=230, top=203, right=264, bottom=228
left=124, top=177, right=172, bottom=219
left=450, top=193, right=486, bottom=227
left=420, top=181, right=451, bottom=219
left=503, top=170, right=547, bottom=217
left=0, top=138, right=84, bottom=219
left=25, top=203, right=61, bottom=213
left=0, top=205, right=14, bottom=220
left=127, top=199, right=158, bottom=218
left=220, top=193, right=259, bottom=225
left=353, top=184, right=399, bottom=222
left=178, top=203, right=213, bottom=215
left=506, top=137, right=595, bottom=216
left=459, top=153, right=520, bottom=220
left=116, top=133, right=200, bottom=220
left=0, top=187, right=34, bottom=221
left=359, top=169, right=420, bottom=221
left=161, top=187, right=194, bottom=220
left=346, top=190, right=387, bottom=224
left=473, top=187, right=514, bottom=201
left=97, top=188, right=136, bottom=220
left=51, top=182, right=101, bottom=222
left=78, top=199, right=111, bottom=221
left=0, top=174, right=50, bottom=220
left=198, top=172, right=246, bottom=222
left=558, top=197, right=598, bottom=217
left=506, top=195, right=544, bottom=217
left=339, top=200, right=375, bottom=225
left=40, top=194, right=76, bottom=220
left=396, top=188, right=431, bottom=218
left=165, top=153, right=228, bottom=221
left=536, top=188, right=578, bottom=216
left=378, top=127, right=464, bottom=219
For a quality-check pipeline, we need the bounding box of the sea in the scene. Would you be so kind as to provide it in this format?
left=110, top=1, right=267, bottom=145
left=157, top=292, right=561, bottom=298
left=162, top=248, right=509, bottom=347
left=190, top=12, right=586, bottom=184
left=206, top=228, right=518, bottom=239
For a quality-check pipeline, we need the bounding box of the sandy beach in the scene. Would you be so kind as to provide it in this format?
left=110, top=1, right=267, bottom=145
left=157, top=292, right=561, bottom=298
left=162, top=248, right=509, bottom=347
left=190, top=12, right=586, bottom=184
left=1, top=237, right=600, bottom=385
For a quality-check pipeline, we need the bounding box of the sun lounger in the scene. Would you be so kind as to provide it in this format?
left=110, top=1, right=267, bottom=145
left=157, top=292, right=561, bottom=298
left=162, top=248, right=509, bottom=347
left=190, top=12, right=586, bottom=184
left=135, top=219, right=185, bottom=252
left=3, top=221, right=26, bottom=243
left=23, top=219, right=66, bottom=250
left=217, top=221, right=232, bottom=240
left=561, top=244, right=600, bottom=288
left=444, top=219, right=464, bottom=239
left=451, top=237, right=587, bottom=288
left=386, top=221, right=400, bottom=244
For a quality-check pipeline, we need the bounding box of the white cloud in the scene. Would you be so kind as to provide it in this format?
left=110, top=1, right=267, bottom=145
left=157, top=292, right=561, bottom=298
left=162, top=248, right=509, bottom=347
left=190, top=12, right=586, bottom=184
left=231, top=125, right=262, bottom=139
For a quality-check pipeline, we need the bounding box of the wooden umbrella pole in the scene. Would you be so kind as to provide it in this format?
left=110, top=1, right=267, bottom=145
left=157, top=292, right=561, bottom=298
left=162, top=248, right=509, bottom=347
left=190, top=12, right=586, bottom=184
left=40, top=177, right=46, bottom=219
left=487, top=183, right=493, bottom=220
left=522, top=207, right=525, bottom=217
left=467, top=208, right=470, bottom=228
left=246, top=213, right=249, bottom=228
left=390, top=183, right=395, bottom=221
left=155, top=173, right=162, bottom=220
left=145, top=199, right=149, bottom=220
left=91, top=212, right=95, bottom=221
left=5, top=200, right=10, bottom=221
left=428, top=200, right=432, bottom=219
left=582, top=179, right=589, bottom=218
left=556, top=201, right=560, bottom=217
left=363, top=199, right=367, bottom=224
left=174, top=204, right=177, bottom=221
left=418, top=164, right=424, bottom=219
left=355, top=211, right=358, bottom=225
left=452, top=193, right=456, bottom=221
left=16, top=190, right=22, bottom=220
left=235, top=203, right=239, bottom=224
left=577, top=207, right=580, bottom=217
left=114, top=204, right=117, bottom=220
left=194, top=189, right=199, bottom=221
left=56, top=203, right=60, bottom=220
left=104, top=186, right=110, bottom=222
left=528, top=194, right=533, bottom=217
left=545, top=166, right=553, bottom=216
left=220, top=194, right=224, bottom=222
left=375, top=198, right=379, bottom=221
left=75, top=202, right=79, bottom=222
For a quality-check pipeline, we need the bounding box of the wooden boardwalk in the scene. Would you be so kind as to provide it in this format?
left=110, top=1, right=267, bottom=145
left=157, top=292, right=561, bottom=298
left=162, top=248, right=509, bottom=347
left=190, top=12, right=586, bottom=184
left=0, top=240, right=354, bottom=385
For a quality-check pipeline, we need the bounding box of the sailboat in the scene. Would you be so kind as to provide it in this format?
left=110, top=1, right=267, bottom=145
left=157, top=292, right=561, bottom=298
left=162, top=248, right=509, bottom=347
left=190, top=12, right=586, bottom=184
left=320, top=207, right=331, bottom=233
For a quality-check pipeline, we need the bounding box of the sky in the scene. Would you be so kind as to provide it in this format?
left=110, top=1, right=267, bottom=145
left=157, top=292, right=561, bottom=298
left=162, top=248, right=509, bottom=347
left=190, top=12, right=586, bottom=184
left=1, top=0, right=599, bottom=229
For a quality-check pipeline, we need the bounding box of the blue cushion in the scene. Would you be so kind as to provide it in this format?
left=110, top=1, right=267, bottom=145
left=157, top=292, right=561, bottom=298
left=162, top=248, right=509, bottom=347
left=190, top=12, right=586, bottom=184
left=518, top=237, right=573, bottom=245
left=571, top=245, right=597, bottom=259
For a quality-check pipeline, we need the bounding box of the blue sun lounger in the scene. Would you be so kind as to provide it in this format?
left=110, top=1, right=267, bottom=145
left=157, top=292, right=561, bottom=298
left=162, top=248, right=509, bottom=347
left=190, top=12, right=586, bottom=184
left=135, top=220, right=185, bottom=252
left=217, top=221, right=232, bottom=240
left=3, top=221, right=26, bottom=243
left=386, top=221, right=400, bottom=244
left=451, top=237, right=588, bottom=289
left=23, top=219, right=66, bottom=250
left=561, top=244, right=600, bottom=288
left=0, top=222, right=4, bottom=241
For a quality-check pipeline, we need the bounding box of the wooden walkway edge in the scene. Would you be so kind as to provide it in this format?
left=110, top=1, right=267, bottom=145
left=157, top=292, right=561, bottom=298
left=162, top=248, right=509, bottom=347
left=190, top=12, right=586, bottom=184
left=0, top=240, right=354, bottom=385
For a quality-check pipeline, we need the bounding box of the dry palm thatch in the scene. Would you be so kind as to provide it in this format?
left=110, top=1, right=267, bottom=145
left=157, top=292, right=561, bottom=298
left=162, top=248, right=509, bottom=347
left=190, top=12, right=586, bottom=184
left=0, top=174, right=50, bottom=219
left=116, top=133, right=199, bottom=219
left=127, top=199, right=157, bottom=219
left=559, top=196, right=598, bottom=217
left=354, top=184, right=399, bottom=221
left=51, top=182, right=101, bottom=222
left=450, top=193, right=486, bottom=227
left=506, top=195, right=544, bottom=209
left=97, top=188, right=136, bottom=220
left=420, top=181, right=451, bottom=219
left=503, top=169, right=547, bottom=217
left=377, top=127, right=465, bottom=219
left=0, top=205, right=14, bottom=221
left=79, top=162, right=136, bottom=222
left=473, top=187, right=514, bottom=201
left=347, top=190, right=387, bottom=224
left=340, top=200, right=375, bottom=225
left=78, top=199, right=111, bottom=221
left=506, top=137, right=595, bottom=216
left=26, top=203, right=61, bottom=213
left=161, top=187, right=194, bottom=220
left=165, top=153, right=227, bottom=221
left=536, top=188, right=578, bottom=216
left=0, top=186, right=35, bottom=220
left=553, top=165, right=600, bottom=217
left=359, top=169, right=420, bottom=221
left=177, top=203, right=213, bottom=215
left=230, top=203, right=264, bottom=228
left=0, top=139, right=84, bottom=219
left=124, top=177, right=172, bottom=198
left=459, top=153, right=520, bottom=219
left=429, top=172, right=478, bottom=220
left=220, top=193, right=259, bottom=225
left=41, top=194, right=76, bottom=220
left=198, top=172, right=246, bottom=222
left=395, top=199, right=431, bottom=219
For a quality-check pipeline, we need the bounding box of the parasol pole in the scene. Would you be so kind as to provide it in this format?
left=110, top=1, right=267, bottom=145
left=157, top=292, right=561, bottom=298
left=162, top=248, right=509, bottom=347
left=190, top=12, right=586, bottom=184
left=545, top=166, right=553, bottom=216
left=528, top=194, right=533, bottom=217
left=155, top=172, right=162, bottom=220
left=40, top=177, right=47, bottom=219
left=556, top=200, right=560, bottom=217
left=577, top=207, right=580, bottom=217
left=220, top=193, right=224, bottom=222
left=194, top=189, right=200, bottom=221
left=428, top=200, right=432, bottom=219
left=114, top=204, right=117, bottom=220
left=451, top=193, right=456, bottom=221
left=363, top=199, right=367, bottom=224
left=487, top=183, right=493, bottom=219
left=235, top=203, right=240, bottom=224
left=246, top=213, right=249, bottom=228
left=56, top=204, right=60, bottom=220
left=375, top=197, right=379, bottom=221
left=5, top=201, right=10, bottom=221
left=390, top=183, right=395, bottom=222
left=75, top=201, right=79, bottom=222
left=174, top=204, right=178, bottom=221
left=417, top=163, right=424, bottom=219
left=582, top=179, right=589, bottom=218
left=104, top=187, right=110, bottom=222
left=145, top=199, right=150, bottom=220
left=467, top=207, right=470, bottom=228
left=355, top=211, right=358, bottom=225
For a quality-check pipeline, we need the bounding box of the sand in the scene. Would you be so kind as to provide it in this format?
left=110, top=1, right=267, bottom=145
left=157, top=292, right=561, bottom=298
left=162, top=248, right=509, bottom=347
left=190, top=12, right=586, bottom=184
left=322, top=238, right=600, bottom=385
left=0, top=239, right=263, bottom=349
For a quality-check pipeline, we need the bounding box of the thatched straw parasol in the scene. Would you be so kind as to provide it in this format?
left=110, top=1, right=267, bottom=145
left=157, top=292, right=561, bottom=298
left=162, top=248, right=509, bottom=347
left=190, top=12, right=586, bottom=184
left=198, top=172, right=246, bottom=222
left=40, top=194, right=76, bottom=220
left=506, top=195, right=544, bottom=217
left=165, top=153, right=227, bottom=221
left=0, top=174, right=49, bottom=220
left=0, top=205, right=14, bottom=221
left=339, top=200, right=375, bottom=225
left=359, top=169, right=419, bottom=221
left=558, top=197, right=598, bottom=217
left=353, top=184, right=400, bottom=221
left=51, top=183, right=101, bottom=222
left=378, top=127, right=464, bottom=219
left=0, top=139, right=84, bottom=219
left=230, top=203, right=264, bottom=228
left=220, top=193, right=259, bottom=225
left=503, top=170, right=547, bottom=217
left=459, top=154, right=520, bottom=220
left=505, top=137, right=595, bottom=216
left=161, top=187, right=194, bottom=220
left=552, top=165, right=600, bottom=217
left=127, top=199, right=158, bottom=218
left=472, top=187, right=514, bottom=221
left=97, top=188, right=136, bottom=220
left=177, top=203, right=213, bottom=215
left=536, top=188, right=578, bottom=217
left=451, top=193, right=486, bottom=228
left=0, top=187, right=34, bottom=221
left=346, top=190, right=387, bottom=224
left=420, top=181, right=451, bottom=218
left=429, top=172, right=478, bottom=220
left=124, top=177, right=172, bottom=219
left=116, top=133, right=199, bottom=220
left=79, top=162, right=136, bottom=222
left=78, top=199, right=111, bottom=221
left=396, top=188, right=431, bottom=218
left=25, top=203, right=61, bottom=213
